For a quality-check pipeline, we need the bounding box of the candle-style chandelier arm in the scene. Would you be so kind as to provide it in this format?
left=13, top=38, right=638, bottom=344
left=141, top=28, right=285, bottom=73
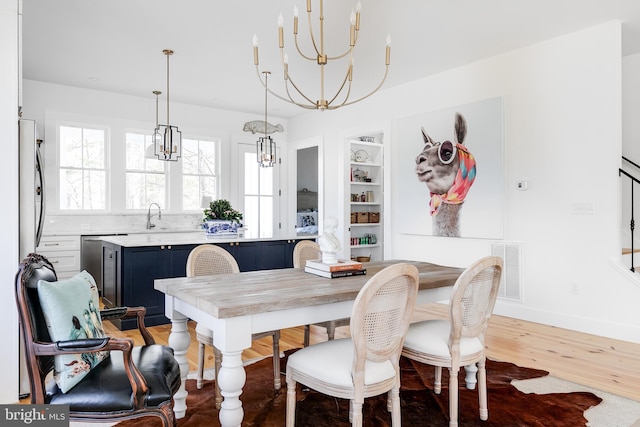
left=325, top=60, right=353, bottom=108
left=285, top=73, right=321, bottom=107
left=292, top=32, right=318, bottom=61
left=290, top=9, right=319, bottom=61
left=293, top=4, right=357, bottom=62
left=325, top=45, right=355, bottom=61
left=254, top=66, right=317, bottom=110
left=327, top=63, right=389, bottom=110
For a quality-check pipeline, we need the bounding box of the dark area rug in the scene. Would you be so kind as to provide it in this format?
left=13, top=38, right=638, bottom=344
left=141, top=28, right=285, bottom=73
left=115, top=349, right=602, bottom=427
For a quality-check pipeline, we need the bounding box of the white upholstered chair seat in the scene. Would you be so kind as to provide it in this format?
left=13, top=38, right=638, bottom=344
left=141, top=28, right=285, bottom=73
left=287, top=339, right=396, bottom=391
left=403, top=320, right=484, bottom=361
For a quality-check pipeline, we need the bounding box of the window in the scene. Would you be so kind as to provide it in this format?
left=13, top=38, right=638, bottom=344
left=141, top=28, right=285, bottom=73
left=125, top=132, right=166, bottom=209
left=182, top=137, right=218, bottom=210
left=53, top=115, right=224, bottom=214
left=59, top=125, right=106, bottom=210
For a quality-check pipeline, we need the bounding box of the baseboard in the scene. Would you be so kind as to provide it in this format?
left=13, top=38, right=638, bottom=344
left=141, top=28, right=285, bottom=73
left=494, top=300, right=640, bottom=345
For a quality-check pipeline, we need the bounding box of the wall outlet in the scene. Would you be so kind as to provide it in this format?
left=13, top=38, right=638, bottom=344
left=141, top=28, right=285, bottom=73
left=516, top=180, right=528, bottom=191
left=81, top=223, right=90, bottom=230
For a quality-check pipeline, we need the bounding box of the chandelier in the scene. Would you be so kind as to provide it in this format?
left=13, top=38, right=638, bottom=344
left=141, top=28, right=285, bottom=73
left=252, top=0, right=390, bottom=111
left=152, top=49, right=182, bottom=161
left=257, top=71, right=277, bottom=167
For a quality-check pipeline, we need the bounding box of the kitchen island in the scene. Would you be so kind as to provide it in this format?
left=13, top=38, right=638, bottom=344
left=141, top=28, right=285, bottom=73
left=101, top=232, right=316, bottom=330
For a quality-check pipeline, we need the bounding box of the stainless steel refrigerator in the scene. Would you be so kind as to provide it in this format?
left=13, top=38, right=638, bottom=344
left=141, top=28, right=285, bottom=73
left=18, top=118, right=45, bottom=398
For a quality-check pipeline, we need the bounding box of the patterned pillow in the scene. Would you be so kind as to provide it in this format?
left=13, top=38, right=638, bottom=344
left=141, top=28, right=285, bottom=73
left=37, top=270, right=109, bottom=393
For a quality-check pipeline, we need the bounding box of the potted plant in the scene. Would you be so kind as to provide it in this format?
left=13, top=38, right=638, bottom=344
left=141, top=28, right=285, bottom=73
left=202, top=199, right=243, bottom=236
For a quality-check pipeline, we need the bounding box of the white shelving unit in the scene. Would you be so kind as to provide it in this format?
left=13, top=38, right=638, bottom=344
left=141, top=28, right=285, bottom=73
left=347, top=132, right=384, bottom=261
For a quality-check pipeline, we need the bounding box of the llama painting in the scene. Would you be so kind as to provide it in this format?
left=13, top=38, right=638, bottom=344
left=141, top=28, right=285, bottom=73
left=416, top=113, right=477, bottom=237
left=395, top=97, right=503, bottom=239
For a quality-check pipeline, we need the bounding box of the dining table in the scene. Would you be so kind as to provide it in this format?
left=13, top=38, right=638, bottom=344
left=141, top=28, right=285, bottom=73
left=155, top=259, right=464, bottom=427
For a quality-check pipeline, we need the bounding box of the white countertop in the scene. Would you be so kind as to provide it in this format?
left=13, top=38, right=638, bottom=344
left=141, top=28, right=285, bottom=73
left=100, top=231, right=317, bottom=247
left=42, top=228, right=202, bottom=237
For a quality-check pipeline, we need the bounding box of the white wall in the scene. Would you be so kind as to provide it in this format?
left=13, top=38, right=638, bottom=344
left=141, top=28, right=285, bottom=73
left=621, top=53, right=640, bottom=250
left=623, top=53, right=640, bottom=162
left=1, top=0, right=20, bottom=403
left=287, top=21, right=640, bottom=343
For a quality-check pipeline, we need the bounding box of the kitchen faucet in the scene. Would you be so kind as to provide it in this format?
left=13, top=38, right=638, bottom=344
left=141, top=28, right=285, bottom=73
left=147, top=203, right=162, bottom=229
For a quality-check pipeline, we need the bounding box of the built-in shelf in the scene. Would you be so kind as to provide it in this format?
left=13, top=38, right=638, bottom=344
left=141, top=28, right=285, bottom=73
left=346, top=132, right=384, bottom=261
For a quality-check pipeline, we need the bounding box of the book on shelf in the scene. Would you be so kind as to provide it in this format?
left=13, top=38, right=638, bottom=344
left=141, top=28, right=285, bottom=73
left=305, top=259, right=363, bottom=272
left=304, top=266, right=367, bottom=279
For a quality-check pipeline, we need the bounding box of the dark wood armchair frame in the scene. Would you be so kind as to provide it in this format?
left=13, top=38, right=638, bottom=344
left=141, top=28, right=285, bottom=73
left=16, top=253, right=179, bottom=426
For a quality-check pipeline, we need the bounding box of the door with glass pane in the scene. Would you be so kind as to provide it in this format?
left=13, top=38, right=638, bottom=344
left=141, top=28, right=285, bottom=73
left=238, top=143, right=280, bottom=238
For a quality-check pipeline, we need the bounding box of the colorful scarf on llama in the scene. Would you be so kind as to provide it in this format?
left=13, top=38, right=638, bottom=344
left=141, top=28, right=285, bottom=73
left=430, top=144, right=477, bottom=216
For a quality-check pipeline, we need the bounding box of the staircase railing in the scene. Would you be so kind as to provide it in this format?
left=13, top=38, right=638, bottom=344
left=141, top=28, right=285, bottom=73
left=620, top=156, right=640, bottom=271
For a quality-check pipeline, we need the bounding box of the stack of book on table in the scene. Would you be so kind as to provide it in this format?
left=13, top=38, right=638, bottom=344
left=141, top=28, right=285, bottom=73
left=304, top=259, right=366, bottom=278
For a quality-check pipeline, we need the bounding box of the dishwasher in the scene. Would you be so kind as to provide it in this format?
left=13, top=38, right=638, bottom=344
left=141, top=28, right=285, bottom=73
left=81, top=234, right=124, bottom=295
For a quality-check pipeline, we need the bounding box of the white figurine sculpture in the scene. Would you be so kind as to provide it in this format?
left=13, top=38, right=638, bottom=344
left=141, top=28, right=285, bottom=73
left=318, top=216, right=342, bottom=264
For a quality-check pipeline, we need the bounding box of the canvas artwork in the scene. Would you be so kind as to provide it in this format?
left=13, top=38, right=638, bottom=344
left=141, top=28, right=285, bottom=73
left=395, top=97, right=504, bottom=239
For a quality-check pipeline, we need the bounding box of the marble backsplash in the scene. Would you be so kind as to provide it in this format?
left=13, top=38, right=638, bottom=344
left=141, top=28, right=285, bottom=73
left=43, top=213, right=204, bottom=235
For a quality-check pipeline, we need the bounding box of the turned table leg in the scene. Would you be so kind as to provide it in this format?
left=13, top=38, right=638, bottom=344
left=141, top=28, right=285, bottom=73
left=465, top=363, right=478, bottom=390
left=168, top=315, right=190, bottom=419
left=217, top=350, right=246, bottom=427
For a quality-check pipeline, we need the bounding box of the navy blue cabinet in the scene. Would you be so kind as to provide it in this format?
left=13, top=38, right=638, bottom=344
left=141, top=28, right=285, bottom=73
left=105, top=244, right=196, bottom=330
left=259, top=239, right=299, bottom=270
left=102, top=238, right=311, bottom=330
left=215, top=241, right=261, bottom=271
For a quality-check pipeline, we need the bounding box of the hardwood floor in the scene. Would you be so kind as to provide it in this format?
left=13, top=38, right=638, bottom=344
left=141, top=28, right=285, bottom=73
left=412, top=304, right=640, bottom=401
left=103, top=302, right=640, bottom=402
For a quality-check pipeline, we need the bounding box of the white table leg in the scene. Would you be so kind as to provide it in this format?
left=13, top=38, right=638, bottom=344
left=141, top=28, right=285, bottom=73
left=168, top=315, right=190, bottom=419
left=217, top=350, right=246, bottom=427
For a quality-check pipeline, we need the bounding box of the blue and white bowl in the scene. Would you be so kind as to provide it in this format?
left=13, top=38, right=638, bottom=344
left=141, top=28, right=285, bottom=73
left=203, top=220, right=242, bottom=236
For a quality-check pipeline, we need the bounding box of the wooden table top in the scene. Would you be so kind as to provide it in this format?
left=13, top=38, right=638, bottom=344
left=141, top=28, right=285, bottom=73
left=155, top=260, right=463, bottom=319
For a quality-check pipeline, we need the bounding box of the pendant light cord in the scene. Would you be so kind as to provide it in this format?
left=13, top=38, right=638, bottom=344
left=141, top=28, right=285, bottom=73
left=163, top=49, right=174, bottom=125
left=263, top=71, right=270, bottom=139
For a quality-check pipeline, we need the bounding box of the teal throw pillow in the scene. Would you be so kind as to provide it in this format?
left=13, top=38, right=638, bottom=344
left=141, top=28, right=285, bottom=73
left=37, top=270, right=108, bottom=393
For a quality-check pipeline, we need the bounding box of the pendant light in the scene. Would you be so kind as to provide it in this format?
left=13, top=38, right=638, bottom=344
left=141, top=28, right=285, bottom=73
left=257, top=71, right=276, bottom=167
left=153, top=49, right=182, bottom=161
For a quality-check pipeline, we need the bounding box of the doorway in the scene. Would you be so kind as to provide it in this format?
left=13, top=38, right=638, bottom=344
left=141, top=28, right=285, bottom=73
left=237, top=142, right=280, bottom=238
left=296, top=146, right=319, bottom=236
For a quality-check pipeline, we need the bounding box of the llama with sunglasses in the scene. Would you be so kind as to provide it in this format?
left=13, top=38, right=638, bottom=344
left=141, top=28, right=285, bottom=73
left=415, top=113, right=477, bottom=237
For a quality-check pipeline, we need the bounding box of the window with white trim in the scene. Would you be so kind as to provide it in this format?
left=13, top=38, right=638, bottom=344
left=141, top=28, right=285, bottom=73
left=125, top=132, right=166, bottom=209
left=182, top=137, right=218, bottom=210
left=59, top=125, right=107, bottom=210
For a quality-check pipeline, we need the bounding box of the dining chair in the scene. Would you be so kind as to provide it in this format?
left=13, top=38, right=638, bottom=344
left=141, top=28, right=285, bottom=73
left=292, top=240, right=351, bottom=346
left=401, top=256, right=503, bottom=427
left=186, top=244, right=281, bottom=408
left=285, top=263, right=419, bottom=427
left=16, top=253, right=181, bottom=426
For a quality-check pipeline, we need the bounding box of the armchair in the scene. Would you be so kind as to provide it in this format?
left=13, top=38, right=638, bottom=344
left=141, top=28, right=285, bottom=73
left=15, top=253, right=181, bottom=426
